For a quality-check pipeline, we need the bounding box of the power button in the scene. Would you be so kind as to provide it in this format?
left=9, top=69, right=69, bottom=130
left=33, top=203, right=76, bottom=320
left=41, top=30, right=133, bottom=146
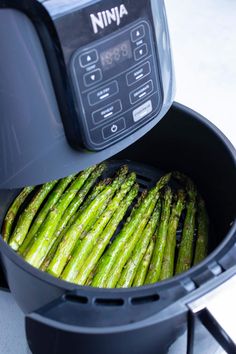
left=102, top=118, right=126, bottom=140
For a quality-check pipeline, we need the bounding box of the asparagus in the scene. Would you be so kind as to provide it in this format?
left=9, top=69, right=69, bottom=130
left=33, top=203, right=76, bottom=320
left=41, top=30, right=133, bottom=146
left=159, top=190, right=185, bottom=280
left=175, top=181, right=197, bottom=274
left=145, top=187, right=173, bottom=284
left=24, top=165, right=96, bottom=268
left=133, top=238, right=155, bottom=287
left=46, top=166, right=128, bottom=277
left=40, top=179, right=109, bottom=271
left=61, top=172, right=136, bottom=282
left=62, top=178, right=110, bottom=231
left=86, top=275, right=94, bottom=286
left=18, top=175, right=74, bottom=255
left=8, top=180, right=58, bottom=251
left=106, top=192, right=160, bottom=288
left=2, top=186, right=35, bottom=242
left=117, top=200, right=161, bottom=288
left=22, top=164, right=105, bottom=257
left=76, top=184, right=139, bottom=285
left=91, top=173, right=171, bottom=288
left=91, top=189, right=147, bottom=288
left=193, top=197, right=208, bottom=265
left=85, top=266, right=97, bottom=286
left=51, top=164, right=106, bottom=241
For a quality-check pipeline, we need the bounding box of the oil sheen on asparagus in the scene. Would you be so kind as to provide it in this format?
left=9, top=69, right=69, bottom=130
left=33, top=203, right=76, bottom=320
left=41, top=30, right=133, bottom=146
left=3, top=164, right=209, bottom=288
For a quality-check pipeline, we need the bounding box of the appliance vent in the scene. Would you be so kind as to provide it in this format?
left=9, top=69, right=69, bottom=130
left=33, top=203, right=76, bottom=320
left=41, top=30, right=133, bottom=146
left=64, top=294, right=88, bottom=304
left=130, top=294, right=159, bottom=305
left=94, top=298, right=124, bottom=307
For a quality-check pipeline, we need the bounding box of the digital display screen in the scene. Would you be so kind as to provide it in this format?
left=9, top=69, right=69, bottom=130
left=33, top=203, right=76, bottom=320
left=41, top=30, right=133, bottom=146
left=100, top=40, right=132, bottom=71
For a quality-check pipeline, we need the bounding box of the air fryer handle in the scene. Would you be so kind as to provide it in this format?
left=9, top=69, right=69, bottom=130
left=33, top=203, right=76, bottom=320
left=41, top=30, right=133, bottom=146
left=187, top=271, right=236, bottom=354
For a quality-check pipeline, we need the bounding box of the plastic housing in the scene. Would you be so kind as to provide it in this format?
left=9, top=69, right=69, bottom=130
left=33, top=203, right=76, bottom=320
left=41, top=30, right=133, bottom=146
left=0, top=103, right=235, bottom=354
left=0, top=0, right=175, bottom=188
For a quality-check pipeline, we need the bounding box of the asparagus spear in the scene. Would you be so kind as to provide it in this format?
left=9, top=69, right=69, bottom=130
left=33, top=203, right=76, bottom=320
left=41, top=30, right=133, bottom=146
left=117, top=200, right=161, bottom=288
left=18, top=175, right=74, bottom=255
left=50, top=164, right=106, bottom=243
left=106, top=192, right=160, bottom=288
left=83, top=189, right=147, bottom=287
left=2, top=186, right=35, bottom=242
left=76, top=184, right=139, bottom=286
left=60, top=178, right=110, bottom=233
left=193, top=197, right=208, bottom=265
left=145, top=187, right=173, bottom=284
left=40, top=179, right=108, bottom=272
left=24, top=165, right=96, bottom=268
left=46, top=166, right=128, bottom=277
left=8, top=180, right=58, bottom=251
left=61, top=172, right=136, bottom=282
left=21, top=164, right=106, bottom=257
left=159, top=190, right=185, bottom=280
left=91, top=189, right=148, bottom=288
left=175, top=182, right=197, bottom=274
left=91, top=173, right=171, bottom=288
left=133, top=238, right=155, bottom=287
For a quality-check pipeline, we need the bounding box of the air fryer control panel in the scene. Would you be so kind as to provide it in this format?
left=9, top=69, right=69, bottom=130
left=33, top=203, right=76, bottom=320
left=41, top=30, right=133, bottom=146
left=70, top=19, right=162, bottom=150
left=51, top=0, right=163, bottom=150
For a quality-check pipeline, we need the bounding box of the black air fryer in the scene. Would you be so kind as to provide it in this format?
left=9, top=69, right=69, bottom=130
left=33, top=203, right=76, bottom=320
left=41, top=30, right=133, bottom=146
left=0, top=1, right=236, bottom=354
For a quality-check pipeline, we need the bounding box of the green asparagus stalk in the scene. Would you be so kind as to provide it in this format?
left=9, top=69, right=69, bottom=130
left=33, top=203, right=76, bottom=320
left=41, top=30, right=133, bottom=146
left=21, top=164, right=106, bottom=257
left=91, top=189, right=150, bottom=288
left=40, top=179, right=109, bottom=271
left=61, top=172, right=136, bottom=282
left=24, top=165, right=96, bottom=268
left=159, top=190, right=185, bottom=280
left=2, top=186, right=35, bottom=242
left=81, top=188, right=143, bottom=286
left=83, top=189, right=147, bottom=287
left=76, top=184, right=139, bottom=285
left=133, top=238, right=155, bottom=287
left=51, top=164, right=106, bottom=241
left=175, top=182, right=197, bottom=274
left=91, top=173, right=171, bottom=288
left=145, top=187, right=173, bottom=284
left=85, top=266, right=97, bottom=286
left=18, top=175, right=74, bottom=255
left=61, top=178, right=110, bottom=232
left=46, top=166, right=128, bottom=277
left=193, top=197, right=208, bottom=265
left=105, top=192, right=159, bottom=288
left=8, top=180, right=58, bottom=251
left=117, top=200, right=161, bottom=288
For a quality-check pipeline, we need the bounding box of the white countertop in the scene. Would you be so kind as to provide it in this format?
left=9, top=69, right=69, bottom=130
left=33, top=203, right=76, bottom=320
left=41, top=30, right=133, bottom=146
left=0, top=1, right=235, bottom=353
left=165, top=0, right=236, bottom=147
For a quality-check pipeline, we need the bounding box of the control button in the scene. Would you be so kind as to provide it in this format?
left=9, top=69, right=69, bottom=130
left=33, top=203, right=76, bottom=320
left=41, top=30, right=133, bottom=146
left=79, top=50, right=98, bottom=67
left=130, top=80, right=153, bottom=104
left=88, top=81, right=119, bottom=106
left=133, top=100, right=153, bottom=122
left=83, top=69, right=102, bottom=87
left=102, top=118, right=126, bottom=140
left=126, top=61, right=151, bottom=86
left=134, top=44, right=148, bottom=61
left=131, top=25, right=145, bottom=42
left=92, top=100, right=122, bottom=124
left=111, top=125, right=118, bottom=133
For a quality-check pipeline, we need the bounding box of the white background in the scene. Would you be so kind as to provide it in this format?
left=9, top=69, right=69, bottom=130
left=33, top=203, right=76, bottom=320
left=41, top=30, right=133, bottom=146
left=165, top=0, right=236, bottom=147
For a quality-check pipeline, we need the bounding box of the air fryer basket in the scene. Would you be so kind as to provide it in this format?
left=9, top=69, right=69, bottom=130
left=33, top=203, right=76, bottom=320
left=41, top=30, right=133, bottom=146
left=0, top=103, right=235, bottom=354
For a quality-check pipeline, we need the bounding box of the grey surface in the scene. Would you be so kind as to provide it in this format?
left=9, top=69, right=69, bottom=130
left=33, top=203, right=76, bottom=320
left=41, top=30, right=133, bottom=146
left=0, top=0, right=235, bottom=353
left=0, top=290, right=29, bottom=354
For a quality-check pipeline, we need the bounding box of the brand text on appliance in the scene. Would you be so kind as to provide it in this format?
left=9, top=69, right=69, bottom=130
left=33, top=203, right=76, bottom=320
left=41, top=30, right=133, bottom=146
left=90, top=5, right=128, bottom=34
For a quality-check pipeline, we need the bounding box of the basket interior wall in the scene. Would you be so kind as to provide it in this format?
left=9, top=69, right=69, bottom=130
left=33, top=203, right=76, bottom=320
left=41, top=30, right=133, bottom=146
left=114, top=105, right=236, bottom=253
